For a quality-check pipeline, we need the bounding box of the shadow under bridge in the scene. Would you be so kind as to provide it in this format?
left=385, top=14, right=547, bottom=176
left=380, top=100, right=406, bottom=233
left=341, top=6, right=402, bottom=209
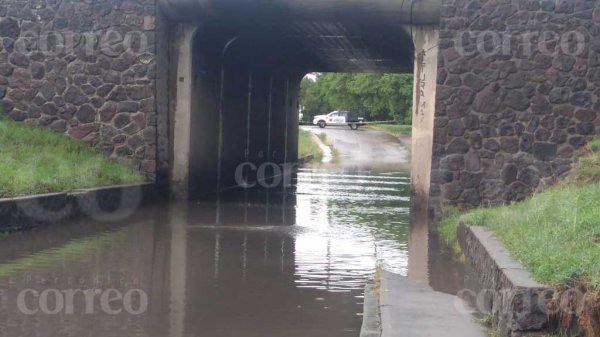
left=162, top=0, right=441, bottom=200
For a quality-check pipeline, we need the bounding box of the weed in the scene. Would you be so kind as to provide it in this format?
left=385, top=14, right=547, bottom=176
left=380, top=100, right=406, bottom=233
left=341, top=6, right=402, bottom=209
left=480, top=313, right=495, bottom=327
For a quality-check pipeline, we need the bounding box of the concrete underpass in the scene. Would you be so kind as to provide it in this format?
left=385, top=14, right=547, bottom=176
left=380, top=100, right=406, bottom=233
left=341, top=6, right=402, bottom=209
left=162, top=0, right=441, bottom=202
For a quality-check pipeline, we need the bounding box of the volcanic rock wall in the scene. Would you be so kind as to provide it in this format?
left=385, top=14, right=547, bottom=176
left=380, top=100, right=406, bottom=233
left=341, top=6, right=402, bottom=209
left=0, top=0, right=157, bottom=175
left=431, top=0, right=600, bottom=215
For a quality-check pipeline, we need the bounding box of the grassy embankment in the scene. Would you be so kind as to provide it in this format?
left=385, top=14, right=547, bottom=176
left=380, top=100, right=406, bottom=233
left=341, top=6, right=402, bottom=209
left=439, top=138, right=600, bottom=290
left=0, top=114, right=145, bottom=198
left=368, top=123, right=412, bottom=137
left=298, top=129, right=323, bottom=162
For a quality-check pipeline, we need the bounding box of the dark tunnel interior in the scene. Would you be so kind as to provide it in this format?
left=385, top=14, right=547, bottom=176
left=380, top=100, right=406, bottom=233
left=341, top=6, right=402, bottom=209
left=170, top=4, right=420, bottom=199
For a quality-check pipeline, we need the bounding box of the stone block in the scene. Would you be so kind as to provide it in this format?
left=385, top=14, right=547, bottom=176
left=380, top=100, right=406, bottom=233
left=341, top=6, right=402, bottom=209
left=532, top=142, right=557, bottom=161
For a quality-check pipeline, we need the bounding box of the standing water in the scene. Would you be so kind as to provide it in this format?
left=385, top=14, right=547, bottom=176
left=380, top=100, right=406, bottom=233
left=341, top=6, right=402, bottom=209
left=0, top=129, right=467, bottom=337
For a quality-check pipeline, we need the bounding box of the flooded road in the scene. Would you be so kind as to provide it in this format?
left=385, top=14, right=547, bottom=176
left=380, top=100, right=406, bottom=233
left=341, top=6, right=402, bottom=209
left=0, top=128, right=468, bottom=337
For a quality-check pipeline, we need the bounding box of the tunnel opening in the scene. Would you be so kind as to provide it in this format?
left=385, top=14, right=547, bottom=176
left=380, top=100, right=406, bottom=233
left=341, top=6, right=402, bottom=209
left=165, top=1, right=440, bottom=208
left=298, top=72, right=415, bottom=130
left=296, top=71, right=415, bottom=175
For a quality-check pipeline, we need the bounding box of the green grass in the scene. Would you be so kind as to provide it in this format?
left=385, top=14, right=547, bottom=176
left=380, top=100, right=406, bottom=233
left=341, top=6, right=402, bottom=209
left=439, top=138, right=600, bottom=289
left=369, top=123, right=412, bottom=137
left=298, top=129, right=323, bottom=163
left=480, top=312, right=495, bottom=327
left=572, top=138, right=600, bottom=184
left=0, top=116, right=145, bottom=198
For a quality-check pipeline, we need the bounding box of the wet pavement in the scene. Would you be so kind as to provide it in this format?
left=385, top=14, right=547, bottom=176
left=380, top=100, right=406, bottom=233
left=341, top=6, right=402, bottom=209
left=0, top=128, right=477, bottom=337
left=379, top=271, right=485, bottom=337
left=301, top=125, right=410, bottom=171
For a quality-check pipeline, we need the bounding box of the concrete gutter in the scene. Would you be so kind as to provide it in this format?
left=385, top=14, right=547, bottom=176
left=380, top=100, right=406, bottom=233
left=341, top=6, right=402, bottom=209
left=309, top=132, right=333, bottom=163
left=457, top=224, right=554, bottom=337
left=0, top=183, right=167, bottom=231
left=360, top=283, right=382, bottom=337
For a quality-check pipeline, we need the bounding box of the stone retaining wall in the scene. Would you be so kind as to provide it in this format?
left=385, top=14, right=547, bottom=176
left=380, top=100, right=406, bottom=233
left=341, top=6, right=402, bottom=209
left=431, top=0, right=600, bottom=215
left=0, top=0, right=158, bottom=175
left=457, top=224, right=554, bottom=337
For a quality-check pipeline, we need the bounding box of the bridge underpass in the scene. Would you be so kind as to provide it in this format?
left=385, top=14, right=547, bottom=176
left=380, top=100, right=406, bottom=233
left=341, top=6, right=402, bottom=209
left=161, top=0, right=441, bottom=204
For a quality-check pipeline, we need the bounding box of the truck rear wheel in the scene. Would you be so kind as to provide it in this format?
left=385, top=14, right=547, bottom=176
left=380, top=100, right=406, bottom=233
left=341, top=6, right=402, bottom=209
left=350, top=123, right=359, bottom=130
left=318, top=121, right=326, bottom=128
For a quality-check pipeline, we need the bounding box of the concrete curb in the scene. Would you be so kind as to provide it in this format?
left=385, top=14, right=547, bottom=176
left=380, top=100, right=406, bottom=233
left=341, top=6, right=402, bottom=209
left=457, top=224, right=554, bottom=337
left=360, top=283, right=382, bottom=337
left=0, top=182, right=167, bottom=231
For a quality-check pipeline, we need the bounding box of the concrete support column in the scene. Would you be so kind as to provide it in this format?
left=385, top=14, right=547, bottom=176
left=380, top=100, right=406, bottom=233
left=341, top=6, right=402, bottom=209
left=407, top=26, right=439, bottom=215
left=407, top=26, right=439, bottom=282
left=170, top=24, right=198, bottom=199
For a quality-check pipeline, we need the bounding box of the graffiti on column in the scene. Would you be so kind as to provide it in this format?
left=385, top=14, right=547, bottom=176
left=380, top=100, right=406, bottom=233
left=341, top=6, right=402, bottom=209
left=417, top=50, right=427, bottom=124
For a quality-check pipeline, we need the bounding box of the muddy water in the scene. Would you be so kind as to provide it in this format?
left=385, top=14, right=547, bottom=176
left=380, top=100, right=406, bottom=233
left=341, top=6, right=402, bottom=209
left=0, top=167, right=466, bottom=337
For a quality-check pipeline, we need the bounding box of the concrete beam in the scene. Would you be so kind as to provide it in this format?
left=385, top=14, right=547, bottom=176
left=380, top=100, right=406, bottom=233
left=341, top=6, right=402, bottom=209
left=159, top=0, right=441, bottom=24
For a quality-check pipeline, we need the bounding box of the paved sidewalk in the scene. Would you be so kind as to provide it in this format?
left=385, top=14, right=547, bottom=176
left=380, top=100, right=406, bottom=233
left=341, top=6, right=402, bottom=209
left=380, top=271, right=486, bottom=337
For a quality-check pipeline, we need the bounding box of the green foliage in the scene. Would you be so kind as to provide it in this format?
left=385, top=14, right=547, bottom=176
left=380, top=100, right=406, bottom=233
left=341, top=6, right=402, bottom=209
left=0, top=117, right=145, bottom=198
left=300, top=73, right=413, bottom=123
left=298, top=129, right=323, bottom=163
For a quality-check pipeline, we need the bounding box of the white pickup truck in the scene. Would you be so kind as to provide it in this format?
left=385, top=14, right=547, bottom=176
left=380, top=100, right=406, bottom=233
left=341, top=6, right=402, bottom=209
left=312, top=111, right=366, bottom=130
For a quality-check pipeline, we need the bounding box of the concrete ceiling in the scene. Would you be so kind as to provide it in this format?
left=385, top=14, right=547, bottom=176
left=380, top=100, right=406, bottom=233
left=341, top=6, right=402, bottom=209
left=159, top=0, right=442, bottom=25
left=162, top=0, right=442, bottom=73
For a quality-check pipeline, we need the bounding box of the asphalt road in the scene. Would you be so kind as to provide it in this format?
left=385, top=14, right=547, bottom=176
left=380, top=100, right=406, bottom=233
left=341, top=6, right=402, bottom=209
left=301, top=125, right=410, bottom=171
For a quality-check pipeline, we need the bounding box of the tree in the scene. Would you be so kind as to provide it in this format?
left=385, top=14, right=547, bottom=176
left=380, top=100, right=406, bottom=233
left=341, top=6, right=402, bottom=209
left=299, top=73, right=414, bottom=124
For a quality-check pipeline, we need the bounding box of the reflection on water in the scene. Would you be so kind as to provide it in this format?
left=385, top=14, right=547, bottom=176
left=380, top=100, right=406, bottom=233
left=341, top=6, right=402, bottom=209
left=0, top=167, right=436, bottom=337
left=295, top=168, right=411, bottom=292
